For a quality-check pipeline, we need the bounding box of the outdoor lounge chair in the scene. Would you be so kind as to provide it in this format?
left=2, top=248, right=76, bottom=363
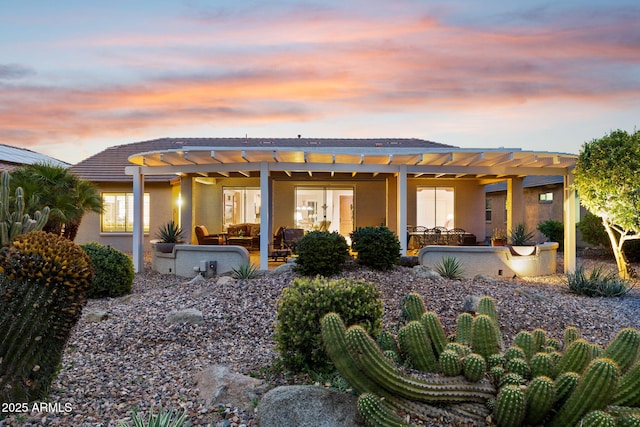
left=195, top=225, right=221, bottom=245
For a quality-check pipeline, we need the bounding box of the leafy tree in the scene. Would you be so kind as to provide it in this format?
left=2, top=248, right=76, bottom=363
left=9, top=163, right=102, bottom=240
left=573, top=129, right=640, bottom=278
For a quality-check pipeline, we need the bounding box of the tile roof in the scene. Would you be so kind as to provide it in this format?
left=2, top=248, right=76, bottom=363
left=70, top=137, right=455, bottom=182
left=485, top=175, right=564, bottom=193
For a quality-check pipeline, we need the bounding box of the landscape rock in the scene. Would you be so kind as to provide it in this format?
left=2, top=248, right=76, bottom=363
left=194, top=365, right=268, bottom=412
left=165, top=308, right=204, bottom=324
left=255, top=385, right=365, bottom=427
left=462, top=295, right=481, bottom=313
left=269, top=263, right=293, bottom=275
left=412, top=265, right=442, bottom=280
left=216, top=276, right=236, bottom=286
left=84, top=309, right=109, bottom=322
left=185, top=274, right=207, bottom=286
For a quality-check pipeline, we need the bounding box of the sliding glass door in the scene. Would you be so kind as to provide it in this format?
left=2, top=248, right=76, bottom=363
left=294, top=187, right=353, bottom=236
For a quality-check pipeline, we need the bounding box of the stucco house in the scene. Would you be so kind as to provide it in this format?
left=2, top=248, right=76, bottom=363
left=69, top=137, right=578, bottom=273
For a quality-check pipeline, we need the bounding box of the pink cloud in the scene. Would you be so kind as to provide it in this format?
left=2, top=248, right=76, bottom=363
left=1, top=2, right=638, bottom=151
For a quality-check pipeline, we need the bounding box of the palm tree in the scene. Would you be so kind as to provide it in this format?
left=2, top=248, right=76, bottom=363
left=9, top=163, right=102, bottom=240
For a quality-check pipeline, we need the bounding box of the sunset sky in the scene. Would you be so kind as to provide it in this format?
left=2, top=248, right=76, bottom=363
left=1, top=1, right=639, bottom=164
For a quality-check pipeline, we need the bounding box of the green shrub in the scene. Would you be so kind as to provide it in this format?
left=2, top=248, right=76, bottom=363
left=350, top=226, right=400, bottom=270
left=231, top=262, right=260, bottom=279
left=293, top=230, right=350, bottom=276
left=275, top=276, right=383, bottom=372
left=81, top=242, right=134, bottom=298
left=537, top=219, right=564, bottom=250
left=566, top=265, right=632, bottom=297
left=577, top=211, right=611, bottom=249
left=433, top=256, right=464, bottom=279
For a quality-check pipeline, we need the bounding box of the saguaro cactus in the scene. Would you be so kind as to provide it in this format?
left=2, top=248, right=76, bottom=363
left=0, top=171, right=49, bottom=246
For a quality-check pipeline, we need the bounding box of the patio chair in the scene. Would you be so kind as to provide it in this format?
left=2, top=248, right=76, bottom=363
left=447, top=228, right=466, bottom=245
left=283, top=227, right=305, bottom=252
left=195, top=225, right=221, bottom=245
left=432, top=226, right=449, bottom=245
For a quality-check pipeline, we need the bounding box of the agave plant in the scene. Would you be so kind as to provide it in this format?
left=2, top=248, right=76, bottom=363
left=231, top=262, right=260, bottom=279
left=155, top=220, right=184, bottom=243
left=118, top=406, right=187, bottom=427
left=433, top=256, right=464, bottom=279
left=509, top=223, right=535, bottom=246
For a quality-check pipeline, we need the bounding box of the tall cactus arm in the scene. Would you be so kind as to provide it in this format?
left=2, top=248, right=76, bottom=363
left=320, top=313, right=390, bottom=397
left=345, top=325, right=495, bottom=404
left=357, top=393, right=413, bottom=427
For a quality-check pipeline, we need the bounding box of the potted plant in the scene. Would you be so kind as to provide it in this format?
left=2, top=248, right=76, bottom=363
left=509, top=223, right=536, bottom=255
left=491, top=228, right=507, bottom=246
left=153, top=220, right=184, bottom=253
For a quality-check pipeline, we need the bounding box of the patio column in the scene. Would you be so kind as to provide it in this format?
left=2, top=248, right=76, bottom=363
left=180, top=176, right=193, bottom=244
left=506, top=177, right=524, bottom=233
left=131, top=167, right=145, bottom=273
left=259, top=161, right=270, bottom=270
left=397, top=165, right=407, bottom=255
left=564, top=170, right=577, bottom=273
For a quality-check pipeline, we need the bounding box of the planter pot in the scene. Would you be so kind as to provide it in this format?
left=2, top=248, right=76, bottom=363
left=491, top=238, right=506, bottom=247
left=511, top=245, right=536, bottom=256
left=154, top=242, right=177, bottom=253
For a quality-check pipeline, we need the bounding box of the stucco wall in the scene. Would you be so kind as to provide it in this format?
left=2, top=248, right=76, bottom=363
left=486, top=185, right=564, bottom=243
left=74, top=182, right=173, bottom=253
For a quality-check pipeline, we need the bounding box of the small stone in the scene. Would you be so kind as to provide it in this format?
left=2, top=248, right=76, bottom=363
left=84, top=309, right=109, bottom=322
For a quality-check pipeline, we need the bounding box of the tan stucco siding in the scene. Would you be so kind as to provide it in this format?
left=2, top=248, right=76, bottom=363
left=74, top=182, right=172, bottom=253
left=486, top=185, right=565, bottom=244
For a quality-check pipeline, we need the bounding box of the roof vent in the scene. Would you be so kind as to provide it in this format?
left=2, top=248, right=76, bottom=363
left=307, top=141, right=320, bottom=145
left=390, top=141, right=400, bottom=145
left=260, top=141, right=273, bottom=145
left=375, top=143, right=383, bottom=147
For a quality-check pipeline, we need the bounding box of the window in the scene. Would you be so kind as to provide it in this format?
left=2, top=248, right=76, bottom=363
left=223, top=187, right=260, bottom=227
left=539, top=192, right=554, bottom=203
left=416, top=187, right=454, bottom=228
left=101, top=193, right=150, bottom=233
left=485, top=198, right=492, bottom=222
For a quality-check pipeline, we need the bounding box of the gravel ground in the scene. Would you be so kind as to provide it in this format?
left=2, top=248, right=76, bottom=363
left=2, top=254, right=640, bottom=427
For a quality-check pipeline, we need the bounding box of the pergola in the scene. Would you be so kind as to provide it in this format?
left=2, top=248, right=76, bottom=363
left=126, top=145, right=577, bottom=273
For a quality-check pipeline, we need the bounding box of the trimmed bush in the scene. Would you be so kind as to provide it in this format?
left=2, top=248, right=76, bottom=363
left=537, top=219, right=564, bottom=250
left=293, top=230, right=350, bottom=276
left=275, top=276, right=383, bottom=372
left=577, top=211, right=610, bottom=250
left=81, top=242, right=134, bottom=298
left=350, top=226, right=400, bottom=270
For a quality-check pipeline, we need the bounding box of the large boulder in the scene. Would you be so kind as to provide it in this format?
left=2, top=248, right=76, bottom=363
left=194, top=365, right=268, bottom=412
left=255, top=385, right=365, bottom=427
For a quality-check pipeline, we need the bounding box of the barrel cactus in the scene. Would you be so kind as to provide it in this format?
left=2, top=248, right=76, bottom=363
left=0, top=231, right=93, bottom=403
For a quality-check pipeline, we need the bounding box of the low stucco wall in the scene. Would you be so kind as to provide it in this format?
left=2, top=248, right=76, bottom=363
left=417, top=242, right=559, bottom=278
left=152, top=245, right=250, bottom=277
